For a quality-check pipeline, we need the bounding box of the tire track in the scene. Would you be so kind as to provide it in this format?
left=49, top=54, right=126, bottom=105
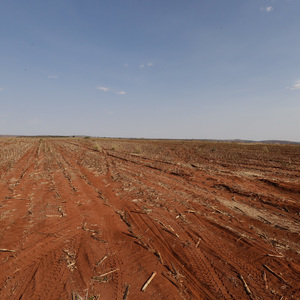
left=1, top=138, right=299, bottom=299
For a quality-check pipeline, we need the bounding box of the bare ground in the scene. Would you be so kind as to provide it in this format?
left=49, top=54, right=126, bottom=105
left=0, top=137, right=299, bottom=299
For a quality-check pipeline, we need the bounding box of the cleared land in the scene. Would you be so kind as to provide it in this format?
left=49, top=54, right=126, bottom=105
left=0, top=137, right=299, bottom=299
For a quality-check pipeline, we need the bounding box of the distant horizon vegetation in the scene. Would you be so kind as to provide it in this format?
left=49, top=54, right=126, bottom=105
left=0, top=135, right=299, bottom=145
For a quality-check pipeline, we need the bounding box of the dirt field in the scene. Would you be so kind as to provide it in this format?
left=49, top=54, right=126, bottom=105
left=0, top=137, right=299, bottom=299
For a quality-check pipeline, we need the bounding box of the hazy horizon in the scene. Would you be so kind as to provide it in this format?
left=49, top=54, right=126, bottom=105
left=1, top=135, right=299, bottom=144
left=1, top=1, right=299, bottom=141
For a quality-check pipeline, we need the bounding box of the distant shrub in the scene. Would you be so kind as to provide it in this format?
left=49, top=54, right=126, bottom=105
left=133, top=146, right=142, bottom=154
left=262, top=146, right=269, bottom=153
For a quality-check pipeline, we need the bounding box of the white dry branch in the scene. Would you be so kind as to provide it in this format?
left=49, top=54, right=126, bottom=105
left=141, top=272, right=157, bottom=292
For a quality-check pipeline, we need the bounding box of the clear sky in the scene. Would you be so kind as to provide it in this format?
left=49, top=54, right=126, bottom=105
left=0, top=0, right=299, bottom=141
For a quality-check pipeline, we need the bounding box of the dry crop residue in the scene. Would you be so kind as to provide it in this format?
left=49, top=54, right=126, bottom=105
left=0, top=137, right=299, bottom=299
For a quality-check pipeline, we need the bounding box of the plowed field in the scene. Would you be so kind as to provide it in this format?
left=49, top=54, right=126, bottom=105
left=0, top=137, right=299, bottom=299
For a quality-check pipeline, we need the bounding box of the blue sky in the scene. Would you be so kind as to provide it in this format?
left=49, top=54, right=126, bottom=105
left=0, top=0, right=299, bottom=141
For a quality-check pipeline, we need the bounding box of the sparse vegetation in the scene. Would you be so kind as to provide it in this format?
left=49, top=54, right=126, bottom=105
left=0, top=137, right=299, bottom=299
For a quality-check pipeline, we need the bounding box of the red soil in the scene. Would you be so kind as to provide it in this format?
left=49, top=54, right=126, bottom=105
left=0, top=138, right=299, bottom=299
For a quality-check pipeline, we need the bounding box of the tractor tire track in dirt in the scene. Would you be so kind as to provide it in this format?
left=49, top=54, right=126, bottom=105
left=0, top=138, right=299, bottom=299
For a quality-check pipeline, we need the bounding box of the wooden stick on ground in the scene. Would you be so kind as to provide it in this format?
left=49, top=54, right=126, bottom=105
left=123, top=284, right=130, bottom=300
left=266, top=253, right=284, bottom=258
left=239, top=274, right=252, bottom=297
left=97, top=254, right=108, bottom=266
left=141, top=272, right=157, bottom=292
left=266, top=254, right=283, bottom=258
left=157, top=251, right=163, bottom=264
left=93, top=268, right=119, bottom=280
left=162, top=228, right=179, bottom=238
left=263, top=264, right=287, bottom=284
left=195, top=238, right=201, bottom=248
left=263, top=271, right=268, bottom=290
left=0, top=249, right=15, bottom=252
left=154, top=250, right=163, bottom=264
